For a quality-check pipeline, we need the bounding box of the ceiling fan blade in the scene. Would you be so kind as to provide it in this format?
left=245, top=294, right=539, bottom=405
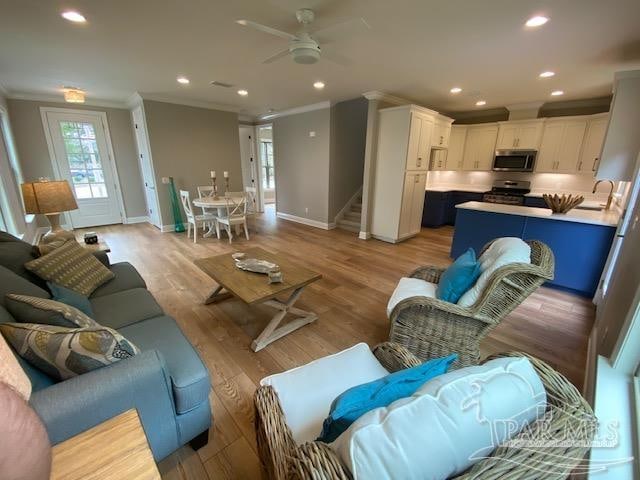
left=311, top=17, right=371, bottom=44
left=236, top=19, right=297, bottom=40
left=262, top=49, right=291, bottom=64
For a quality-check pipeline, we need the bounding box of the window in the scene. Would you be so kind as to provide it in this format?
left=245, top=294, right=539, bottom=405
left=261, top=140, right=275, bottom=189
left=60, top=121, right=108, bottom=199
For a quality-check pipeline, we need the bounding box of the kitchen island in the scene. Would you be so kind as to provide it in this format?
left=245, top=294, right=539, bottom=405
left=452, top=201, right=619, bottom=297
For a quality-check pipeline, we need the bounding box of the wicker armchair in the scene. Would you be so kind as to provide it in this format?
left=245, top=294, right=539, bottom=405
left=254, top=342, right=595, bottom=480
left=389, top=240, right=555, bottom=368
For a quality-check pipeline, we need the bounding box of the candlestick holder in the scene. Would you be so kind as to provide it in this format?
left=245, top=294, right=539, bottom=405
left=224, top=177, right=230, bottom=194
left=211, top=177, right=219, bottom=200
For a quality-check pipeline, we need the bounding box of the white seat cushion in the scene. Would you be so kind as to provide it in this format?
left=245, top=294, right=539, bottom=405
left=331, top=356, right=546, bottom=480
left=260, top=343, right=389, bottom=444
left=387, top=277, right=437, bottom=317
left=457, top=237, right=531, bottom=307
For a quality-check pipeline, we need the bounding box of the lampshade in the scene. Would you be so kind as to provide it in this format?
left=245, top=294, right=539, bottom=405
left=21, top=180, right=78, bottom=215
left=63, top=88, right=85, bottom=103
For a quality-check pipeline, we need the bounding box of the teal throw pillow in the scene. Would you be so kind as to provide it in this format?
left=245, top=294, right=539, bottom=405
left=48, top=281, right=94, bottom=317
left=436, top=248, right=481, bottom=303
left=317, top=353, right=457, bottom=443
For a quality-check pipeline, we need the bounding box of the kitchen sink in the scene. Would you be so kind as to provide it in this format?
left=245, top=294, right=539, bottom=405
left=575, top=202, right=606, bottom=211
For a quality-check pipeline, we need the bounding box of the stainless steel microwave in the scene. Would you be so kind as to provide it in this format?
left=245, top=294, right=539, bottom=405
left=493, top=150, right=537, bottom=172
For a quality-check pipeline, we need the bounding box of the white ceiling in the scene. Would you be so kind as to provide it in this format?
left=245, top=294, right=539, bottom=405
left=1, top=0, right=639, bottom=117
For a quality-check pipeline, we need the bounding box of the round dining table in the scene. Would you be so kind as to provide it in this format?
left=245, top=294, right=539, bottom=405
left=192, top=195, right=245, bottom=238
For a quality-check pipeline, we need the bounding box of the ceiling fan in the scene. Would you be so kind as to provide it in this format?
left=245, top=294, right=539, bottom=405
left=236, top=8, right=370, bottom=65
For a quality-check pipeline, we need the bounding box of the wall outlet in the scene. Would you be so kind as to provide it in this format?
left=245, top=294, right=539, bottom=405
left=309, top=131, right=316, bottom=137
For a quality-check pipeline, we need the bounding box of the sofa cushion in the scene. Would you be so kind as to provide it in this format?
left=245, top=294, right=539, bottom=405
left=260, top=343, right=390, bottom=444
left=331, top=357, right=546, bottom=480
left=0, top=231, right=47, bottom=290
left=90, top=262, right=146, bottom=298
left=387, top=278, right=436, bottom=317
left=0, top=323, right=140, bottom=381
left=119, top=315, right=210, bottom=414
left=6, top=294, right=99, bottom=328
left=90, top=288, right=164, bottom=330
left=48, top=282, right=94, bottom=316
left=24, top=240, right=114, bottom=296
left=0, top=265, right=50, bottom=309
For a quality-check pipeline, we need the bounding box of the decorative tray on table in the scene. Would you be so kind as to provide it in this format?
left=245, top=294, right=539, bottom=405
left=235, top=258, right=279, bottom=274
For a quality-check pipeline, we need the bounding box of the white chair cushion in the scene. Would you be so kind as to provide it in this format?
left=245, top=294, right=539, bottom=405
left=331, top=356, right=546, bottom=480
left=387, top=277, right=437, bottom=317
left=260, top=343, right=389, bottom=444
left=457, top=237, right=531, bottom=307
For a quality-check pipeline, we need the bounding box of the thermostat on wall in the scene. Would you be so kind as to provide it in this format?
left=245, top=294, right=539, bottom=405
left=309, top=131, right=316, bottom=137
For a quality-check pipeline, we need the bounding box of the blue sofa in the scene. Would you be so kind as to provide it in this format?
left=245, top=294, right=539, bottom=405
left=0, top=231, right=211, bottom=460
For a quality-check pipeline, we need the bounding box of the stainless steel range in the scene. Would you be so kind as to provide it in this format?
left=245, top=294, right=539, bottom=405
left=482, top=180, right=531, bottom=205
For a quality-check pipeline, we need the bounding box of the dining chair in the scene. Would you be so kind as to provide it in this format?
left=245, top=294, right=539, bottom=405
left=245, top=186, right=258, bottom=232
left=215, top=192, right=249, bottom=244
left=197, top=185, right=215, bottom=230
left=179, top=190, right=216, bottom=243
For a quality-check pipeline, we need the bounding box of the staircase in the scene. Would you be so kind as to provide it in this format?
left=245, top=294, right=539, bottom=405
left=336, top=196, right=362, bottom=233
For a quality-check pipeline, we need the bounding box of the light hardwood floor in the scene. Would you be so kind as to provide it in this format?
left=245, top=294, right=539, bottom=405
left=88, top=206, right=594, bottom=480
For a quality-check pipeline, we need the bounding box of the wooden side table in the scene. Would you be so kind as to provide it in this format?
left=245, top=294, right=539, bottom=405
left=81, top=240, right=111, bottom=253
left=50, top=409, right=160, bottom=480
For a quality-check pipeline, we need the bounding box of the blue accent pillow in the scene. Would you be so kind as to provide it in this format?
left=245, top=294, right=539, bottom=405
left=47, top=281, right=94, bottom=317
left=436, top=248, right=481, bottom=303
left=317, top=353, right=457, bottom=443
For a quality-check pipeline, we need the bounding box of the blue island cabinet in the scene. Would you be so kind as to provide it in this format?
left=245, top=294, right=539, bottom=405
left=451, top=208, right=616, bottom=297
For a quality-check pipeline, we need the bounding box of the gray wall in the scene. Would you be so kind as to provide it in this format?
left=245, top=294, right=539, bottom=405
left=142, top=100, right=242, bottom=226
left=273, top=107, right=331, bottom=224
left=329, top=97, right=368, bottom=219
left=6, top=99, right=147, bottom=219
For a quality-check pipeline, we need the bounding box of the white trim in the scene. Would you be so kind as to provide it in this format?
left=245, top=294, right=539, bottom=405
left=0, top=82, right=8, bottom=98
left=160, top=224, right=176, bottom=233
left=362, top=91, right=409, bottom=105
left=358, top=231, right=371, bottom=240
left=139, top=94, right=239, bottom=113
left=124, top=216, right=149, bottom=224
left=258, top=101, right=331, bottom=121
left=39, top=106, right=126, bottom=227
left=9, top=92, right=128, bottom=109
left=276, top=211, right=335, bottom=230
left=334, top=186, right=362, bottom=223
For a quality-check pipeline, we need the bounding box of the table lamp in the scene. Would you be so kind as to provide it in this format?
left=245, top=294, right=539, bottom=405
left=21, top=179, right=78, bottom=242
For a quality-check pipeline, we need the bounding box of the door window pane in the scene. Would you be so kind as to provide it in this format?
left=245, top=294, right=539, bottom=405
left=261, top=141, right=275, bottom=189
left=59, top=121, right=109, bottom=200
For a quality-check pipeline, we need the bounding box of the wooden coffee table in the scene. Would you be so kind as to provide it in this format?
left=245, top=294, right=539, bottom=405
left=194, top=247, right=322, bottom=352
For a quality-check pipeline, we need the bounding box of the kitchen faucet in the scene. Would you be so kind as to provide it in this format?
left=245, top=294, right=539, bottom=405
left=592, top=180, right=615, bottom=210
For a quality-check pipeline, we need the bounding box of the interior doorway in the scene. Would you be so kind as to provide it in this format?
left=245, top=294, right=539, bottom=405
left=257, top=125, right=275, bottom=206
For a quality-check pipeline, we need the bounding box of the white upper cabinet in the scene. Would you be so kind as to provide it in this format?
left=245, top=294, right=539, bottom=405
left=462, top=124, right=498, bottom=171
left=496, top=120, right=544, bottom=150
left=446, top=125, right=467, bottom=171
left=536, top=118, right=587, bottom=173
left=597, top=71, right=640, bottom=181
left=578, top=114, right=608, bottom=174
left=429, top=149, right=449, bottom=171
left=431, top=117, right=452, bottom=149
left=406, top=113, right=433, bottom=171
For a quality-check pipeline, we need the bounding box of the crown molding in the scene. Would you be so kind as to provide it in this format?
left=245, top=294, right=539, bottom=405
left=125, top=92, right=144, bottom=109
left=257, top=100, right=332, bottom=121
left=6, top=92, right=129, bottom=109
left=362, top=90, right=409, bottom=105
left=138, top=93, right=240, bottom=113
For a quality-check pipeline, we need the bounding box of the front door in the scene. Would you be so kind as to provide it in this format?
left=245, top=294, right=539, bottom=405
left=42, top=109, right=122, bottom=228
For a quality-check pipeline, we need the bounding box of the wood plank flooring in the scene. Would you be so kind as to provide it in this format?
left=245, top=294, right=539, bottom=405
left=87, top=206, right=594, bottom=479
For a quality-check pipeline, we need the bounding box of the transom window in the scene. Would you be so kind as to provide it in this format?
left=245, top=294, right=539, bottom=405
left=60, top=121, right=108, bottom=199
left=261, top=140, right=275, bottom=189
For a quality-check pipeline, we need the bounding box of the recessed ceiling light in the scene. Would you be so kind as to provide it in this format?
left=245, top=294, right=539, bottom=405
left=539, top=71, right=555, bottom=78
left=238, top=89, right=248, bottom=96
left=475, top=100, right=487, bottom=106
left=176, top=76, right=190, bottom=85
left=551, top=90, right=564, bottom=96
left=313, top=81, right=325, bottom=90
left=61, top=11, right=86, bottom=23
left=525, top=16, right=549, bottom=27
left=450, top=87, right=462, bottom=94
left=62, top=87, right=85, bottom=103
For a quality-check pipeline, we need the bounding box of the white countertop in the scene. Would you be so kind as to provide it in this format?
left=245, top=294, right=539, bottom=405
left=456, top=201, right=620, bottom=227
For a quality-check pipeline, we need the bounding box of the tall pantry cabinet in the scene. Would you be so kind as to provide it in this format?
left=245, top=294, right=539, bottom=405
left=371, top=105, right=452, bottom=243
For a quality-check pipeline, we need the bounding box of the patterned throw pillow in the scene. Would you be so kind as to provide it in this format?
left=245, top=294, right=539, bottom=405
left=5, top=294, right=99, bottom=328
left=0, top=323, right=140, bottom=381
left=24, top=240, right=114, bottom=296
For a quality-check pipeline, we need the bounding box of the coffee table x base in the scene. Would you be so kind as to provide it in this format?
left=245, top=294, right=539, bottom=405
left=205, top=284, right=318, bottom=352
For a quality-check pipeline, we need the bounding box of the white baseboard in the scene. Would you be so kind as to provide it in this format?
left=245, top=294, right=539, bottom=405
left=124, top=216, right=149, bottom=224
left=276, top=212, right=335, bottom=230
left=161, top=224, right=176, bottom=233
left=358, top=231, right=371, bottom=240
